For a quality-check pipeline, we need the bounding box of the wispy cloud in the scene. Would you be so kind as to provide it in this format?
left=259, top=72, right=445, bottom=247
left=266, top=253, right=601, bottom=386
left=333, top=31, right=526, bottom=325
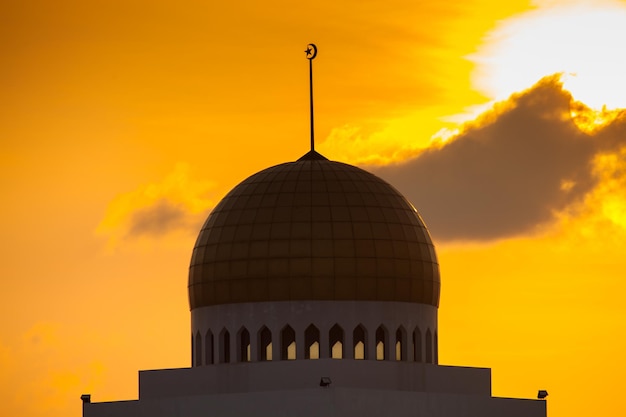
left=96, top=163, right=217, bottom=247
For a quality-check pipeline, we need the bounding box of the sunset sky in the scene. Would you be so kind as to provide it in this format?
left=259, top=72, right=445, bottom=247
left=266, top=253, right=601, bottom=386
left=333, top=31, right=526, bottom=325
left=2, top=1, right=626, bottom=416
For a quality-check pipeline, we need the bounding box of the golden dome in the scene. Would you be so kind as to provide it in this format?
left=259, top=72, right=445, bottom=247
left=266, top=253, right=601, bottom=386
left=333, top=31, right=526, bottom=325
left=188, top=152, right=440, bottom=309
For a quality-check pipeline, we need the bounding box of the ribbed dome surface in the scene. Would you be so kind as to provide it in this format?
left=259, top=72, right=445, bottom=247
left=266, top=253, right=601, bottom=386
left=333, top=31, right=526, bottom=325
left=188, top=155, right=440, bottom=309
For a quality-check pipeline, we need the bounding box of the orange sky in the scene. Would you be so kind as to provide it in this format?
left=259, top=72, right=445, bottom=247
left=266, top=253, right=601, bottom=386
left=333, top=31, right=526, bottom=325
left=2, top=1, right=626, bottom=416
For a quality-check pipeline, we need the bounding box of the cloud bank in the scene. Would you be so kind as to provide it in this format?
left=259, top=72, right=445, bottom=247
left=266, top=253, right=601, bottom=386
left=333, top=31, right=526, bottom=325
left=98, top=77, right=626, bottom=246
left=373, top=75, right=626, bottom=241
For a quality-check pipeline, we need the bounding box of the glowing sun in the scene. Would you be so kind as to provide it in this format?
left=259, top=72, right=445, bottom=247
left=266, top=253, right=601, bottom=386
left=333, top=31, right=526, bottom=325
left=471, top=1, right=626, bottom=111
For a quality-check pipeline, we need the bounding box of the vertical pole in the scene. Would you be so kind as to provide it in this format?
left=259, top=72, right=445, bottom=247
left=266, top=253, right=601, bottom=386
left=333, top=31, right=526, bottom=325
left=309, top=57, right=314, bottom=152
left=305, top=44, right=318, bottom=152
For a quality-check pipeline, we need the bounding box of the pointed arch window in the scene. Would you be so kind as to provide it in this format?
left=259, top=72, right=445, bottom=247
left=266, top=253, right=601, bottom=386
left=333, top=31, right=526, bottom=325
left=376, top=325, right=388, bottom=361
left=413, top=327, right=422, bottom=363
left=305, top=324, right=320, bottom=359
left=425, top=328, right=433, bottom=364
left=280, top=325, right=296, bottom=360
left=395, top=327, right=406, bottom=361
left=329, top=324, right=344, bottom=359
left=237, top=327, right=250, bottom=362
left=219, top=328, right=230, bottom=364
left=205, top=330, right=214, bottom=365
left=353, top=325, right=367, bottom=360
left=258, top=326, right=272, bottom=361
left=195, top=331, right=202, bottom=366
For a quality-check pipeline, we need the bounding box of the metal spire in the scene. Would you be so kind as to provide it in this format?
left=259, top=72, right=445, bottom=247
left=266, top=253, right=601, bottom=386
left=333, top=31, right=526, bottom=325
left=297, top=44, right=327, bottom=161
left=305, top=43, right=317, bottom=152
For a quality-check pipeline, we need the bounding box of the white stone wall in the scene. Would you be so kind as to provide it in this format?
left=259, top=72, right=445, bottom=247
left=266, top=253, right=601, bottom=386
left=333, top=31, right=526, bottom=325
left=84, top=386, right=546, bottom=417
left=190, top=300, right=438, bottom=365
left=139, top=361, right=490, bottom=398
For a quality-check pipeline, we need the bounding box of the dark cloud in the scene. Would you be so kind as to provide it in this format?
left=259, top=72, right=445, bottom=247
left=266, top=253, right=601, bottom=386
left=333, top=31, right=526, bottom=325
left=373, top=75, right=626, bottom=241
left=127, top=199, right=207, bottom=238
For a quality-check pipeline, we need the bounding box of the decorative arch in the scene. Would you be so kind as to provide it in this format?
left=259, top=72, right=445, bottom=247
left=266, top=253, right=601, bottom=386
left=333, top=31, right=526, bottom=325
left=258, top=326, right=272, bottom=361
left=237, top=327, right=250, bottom=362
left=280, top=325, right=296, bottom=360
left=395, top=326, right=407, bottom=361
left=219, top=328, right=230, bottom=364
left=305, top=324, right=320, bottom=359
left=195, top=331, right=202, bottom=366
left=375, top=325, right=388, bottom=361
left=329, top=324, right=344, bottom=359
left=425, top=328, right=433, bottom=364
left=352, top=324, right=367, bottom=360
left=434, top=330, right=439, bottom=364
left=205, top=329, right=214, bottom=365
left=413, top=327, right=422, bottom=363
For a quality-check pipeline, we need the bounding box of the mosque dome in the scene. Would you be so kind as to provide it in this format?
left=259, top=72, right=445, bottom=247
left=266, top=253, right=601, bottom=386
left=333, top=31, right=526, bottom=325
left=188, top=150, right=440, bottom=310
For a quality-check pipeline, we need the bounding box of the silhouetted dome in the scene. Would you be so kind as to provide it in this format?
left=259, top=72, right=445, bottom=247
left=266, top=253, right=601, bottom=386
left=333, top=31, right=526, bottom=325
left=188, top=153, right=440, bottom=309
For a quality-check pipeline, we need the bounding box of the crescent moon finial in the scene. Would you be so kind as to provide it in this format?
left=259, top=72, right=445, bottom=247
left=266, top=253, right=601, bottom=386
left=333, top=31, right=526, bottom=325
left=305, top=43, right=318, bottom=60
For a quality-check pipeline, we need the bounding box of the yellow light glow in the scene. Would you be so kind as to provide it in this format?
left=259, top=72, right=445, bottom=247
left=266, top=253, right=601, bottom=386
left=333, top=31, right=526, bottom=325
left=591, top=150, right=626, bottom=230
left=5, top=2, right=626, bottom=417
left=570, top=101, right=625, bottom=133
left=471, top=1, right=626, bottom=111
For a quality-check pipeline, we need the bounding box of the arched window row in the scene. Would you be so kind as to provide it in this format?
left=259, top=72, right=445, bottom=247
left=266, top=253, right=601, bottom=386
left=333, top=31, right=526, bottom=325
left=192, top=324, right=437, bottom=365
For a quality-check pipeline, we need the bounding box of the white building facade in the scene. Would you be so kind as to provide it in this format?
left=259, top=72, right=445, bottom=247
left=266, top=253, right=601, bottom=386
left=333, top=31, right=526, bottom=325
left=82, top=151, right=547, bottom=417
